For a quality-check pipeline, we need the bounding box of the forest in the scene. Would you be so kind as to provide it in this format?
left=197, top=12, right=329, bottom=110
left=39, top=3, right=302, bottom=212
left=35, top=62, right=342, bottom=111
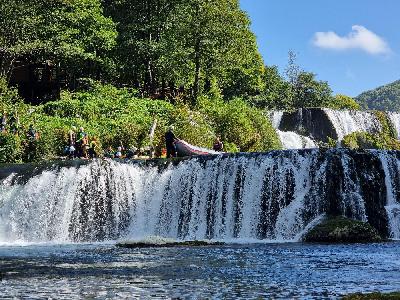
left=356, top=80, right=400, bottom=111
left=0, top=0, right=360, bottom=163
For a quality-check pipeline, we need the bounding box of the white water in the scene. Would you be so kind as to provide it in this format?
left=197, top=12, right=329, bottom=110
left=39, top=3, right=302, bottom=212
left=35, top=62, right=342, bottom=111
left=0, top=151, right=379, bottom=244
left=388, top=112, right=400, bottom=139
left=268, top=111, right=284, bottom=130
left=268, top=111, right=318, bottom=149
left=374, top=151, right=400, bottom=239
left=340, top=154, right=367, bottom=222
left=324, top=109, right=381, bottom=141
left=0, top=155, right=324, bottom=243
left=277, top=131, right=317, bottom=150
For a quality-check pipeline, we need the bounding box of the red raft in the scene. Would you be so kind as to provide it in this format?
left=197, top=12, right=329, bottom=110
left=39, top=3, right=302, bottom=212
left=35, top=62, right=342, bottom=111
left=175, top=140, right=219, bottom=157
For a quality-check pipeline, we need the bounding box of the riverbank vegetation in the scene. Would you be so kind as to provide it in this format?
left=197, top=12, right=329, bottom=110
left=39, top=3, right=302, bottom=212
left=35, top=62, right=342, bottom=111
left=0, top=0, right=387, bottom=163
left=0, top=80, right=281, bottom=163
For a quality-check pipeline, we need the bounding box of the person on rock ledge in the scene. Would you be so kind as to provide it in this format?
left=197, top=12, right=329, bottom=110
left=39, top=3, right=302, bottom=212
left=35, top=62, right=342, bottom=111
left=165, top=126, right=178, bottom=158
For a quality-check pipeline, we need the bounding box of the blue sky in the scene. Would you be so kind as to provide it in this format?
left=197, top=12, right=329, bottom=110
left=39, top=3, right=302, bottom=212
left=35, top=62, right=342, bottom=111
left=240, top=0, right=400, bottom=97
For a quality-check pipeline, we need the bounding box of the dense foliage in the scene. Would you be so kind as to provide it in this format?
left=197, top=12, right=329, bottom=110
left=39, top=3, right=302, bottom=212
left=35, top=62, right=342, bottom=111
left=251, top=59, right=357, bottom=111
left=0, top=0, right=117, bottom=83
left=329, top=95, right=361, bottom=110
left=3, top=0, right=386, bottom=164
left=356, top=80, right=400, bottom=111
left=104, top=0, right=264, bottom=101
left=341, top=111, right=400, bottom=150
left=0, top=0, right=349, bottom=108
left=0, top=82, right=281, bottom=163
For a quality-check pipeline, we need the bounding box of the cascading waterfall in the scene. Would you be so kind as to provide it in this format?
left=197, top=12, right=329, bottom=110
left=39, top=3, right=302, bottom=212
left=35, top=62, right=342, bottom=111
left=374, top=151, right=400, bottom=239
left=1, top=149, right=393, bottom=244
left=388, top=112, right=400, bottom=139
left=276, top=131, right=317, bottom=150
left=323, top=109, right=381, bottom=141
left=267, top=111, right=284, bottom=129
left=340, top=154, right=367, bottom=222
left=268, top=111, right=318, bottom=149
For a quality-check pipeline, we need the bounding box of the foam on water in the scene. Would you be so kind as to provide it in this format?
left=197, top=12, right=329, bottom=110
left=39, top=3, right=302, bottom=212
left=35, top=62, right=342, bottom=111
left=277, top=130, right=317, bottom=150
left=0, top=150, right=383, bottom=245
left=267, top=111, right=284, bottom=130
left=374, top=151, right=400, bottom=239
left=323, top=109, right=381, bottom=141
left=268, top=111, right=318, bottom=149
left=388, top=112, right=400, bottom=139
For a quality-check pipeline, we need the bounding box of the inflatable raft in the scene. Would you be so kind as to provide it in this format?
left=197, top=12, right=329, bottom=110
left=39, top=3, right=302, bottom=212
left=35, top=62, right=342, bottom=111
left=175, top=140, right=219, bottom=157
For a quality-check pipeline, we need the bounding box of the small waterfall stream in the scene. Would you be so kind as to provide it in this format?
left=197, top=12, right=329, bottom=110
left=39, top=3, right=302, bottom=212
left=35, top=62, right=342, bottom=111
left=388, top=112, right=400, bottom=139
left=1, top=150, right=399, bottom=244
left=323, top=109, right=381, bottom=141
left=268, top=111, right=318, bottom=149
left=374, top=151, right=400, bottom=239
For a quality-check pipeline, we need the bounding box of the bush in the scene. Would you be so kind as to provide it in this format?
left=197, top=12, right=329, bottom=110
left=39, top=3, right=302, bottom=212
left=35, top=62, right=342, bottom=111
left=327, top=94, right=361, bottom=110
left=197, top=96, right=281, bottom=152
left=0, top=133, right=22, bottom=163
left=342, top=131, right=400, bottom=150
left=1, top=82, right=283, bottom=163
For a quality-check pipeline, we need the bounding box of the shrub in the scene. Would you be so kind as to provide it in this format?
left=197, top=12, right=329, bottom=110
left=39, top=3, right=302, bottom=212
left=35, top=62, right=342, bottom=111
left=197, top=96, right=281, bottom=152
left=327, top=94, right=361, bottom=110
left=1, top=82, right=283, bottom=163
left=342, top=131, right=400, bottom=150
left=0, top=133, right=22, bottom=163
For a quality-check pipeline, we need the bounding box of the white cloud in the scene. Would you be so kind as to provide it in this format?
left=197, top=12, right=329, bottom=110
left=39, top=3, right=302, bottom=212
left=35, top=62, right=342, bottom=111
left=313, top=25, right=391, bottom=55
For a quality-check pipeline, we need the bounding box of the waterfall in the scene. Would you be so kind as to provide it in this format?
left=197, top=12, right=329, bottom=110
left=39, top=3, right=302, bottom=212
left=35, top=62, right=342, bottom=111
left=0, top=150, right=389, bottom=244
left=323, top=109, right=381, bottom=141
left=276, top=131, right=317, bottom=150
left=374, top=151, right=400, bottom=239
left=267, top=111, right=284, bottom=130
left=388, top=112, right=400, bottom=139
left=268, top=111, right=318, bottom=149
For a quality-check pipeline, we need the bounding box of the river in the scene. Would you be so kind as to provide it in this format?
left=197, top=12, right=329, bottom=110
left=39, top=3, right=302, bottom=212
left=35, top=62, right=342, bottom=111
left=1, top=242, right=400, bottom=299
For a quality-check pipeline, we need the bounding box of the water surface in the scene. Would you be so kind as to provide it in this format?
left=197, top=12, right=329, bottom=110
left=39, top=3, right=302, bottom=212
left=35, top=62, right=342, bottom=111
left=1, top=242, right=400, bottom=299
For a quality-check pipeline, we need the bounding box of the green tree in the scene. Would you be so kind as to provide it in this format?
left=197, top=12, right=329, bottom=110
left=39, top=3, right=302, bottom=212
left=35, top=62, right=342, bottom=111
left=104, top=0, right=181, bottom=92
left=250, top=65, right=291, bottom=109
left=328, top=94, right=361, bottom=110
left=0, top=0, right=117, bottom=84
left=160, top=0, right=264, bottom=103
left=294, top=72, right=333, bottom=108
left=283, top=51, right=333, bottom=109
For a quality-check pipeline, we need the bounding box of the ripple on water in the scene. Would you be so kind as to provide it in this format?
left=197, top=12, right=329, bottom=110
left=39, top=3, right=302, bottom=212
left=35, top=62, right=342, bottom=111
left=1, top=242, right=400, bottom=299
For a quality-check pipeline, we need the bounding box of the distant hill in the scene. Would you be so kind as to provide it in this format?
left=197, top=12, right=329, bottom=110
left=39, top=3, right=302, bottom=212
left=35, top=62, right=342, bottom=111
left=356, top=80, right=400, bottom=111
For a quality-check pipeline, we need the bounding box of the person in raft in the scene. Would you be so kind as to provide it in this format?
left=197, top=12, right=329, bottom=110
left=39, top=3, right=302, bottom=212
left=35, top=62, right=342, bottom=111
left=213, top=136, right=224, bottom=152
left=165, top=126, right=178, bottom=158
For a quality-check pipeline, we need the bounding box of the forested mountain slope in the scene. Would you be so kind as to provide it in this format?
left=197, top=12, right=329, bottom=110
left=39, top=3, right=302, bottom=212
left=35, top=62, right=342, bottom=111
left=356, top=80, right=400, bottom=111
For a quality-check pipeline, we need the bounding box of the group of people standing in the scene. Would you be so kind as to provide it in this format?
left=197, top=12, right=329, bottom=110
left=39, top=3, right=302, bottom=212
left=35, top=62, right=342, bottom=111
left=66, top=127, right=98, bottom=159
left=64, top=125, right=224, bottom=161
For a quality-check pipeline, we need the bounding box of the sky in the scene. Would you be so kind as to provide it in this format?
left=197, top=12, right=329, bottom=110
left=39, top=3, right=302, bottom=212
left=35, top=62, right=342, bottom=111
left=240, top=0, right=400, bottom=97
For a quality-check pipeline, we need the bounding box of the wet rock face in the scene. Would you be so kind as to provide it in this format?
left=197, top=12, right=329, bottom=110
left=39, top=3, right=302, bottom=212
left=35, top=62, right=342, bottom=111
left=279, top=108, right=338, bottom=142
left=303, top=216, right=383, bottom=243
